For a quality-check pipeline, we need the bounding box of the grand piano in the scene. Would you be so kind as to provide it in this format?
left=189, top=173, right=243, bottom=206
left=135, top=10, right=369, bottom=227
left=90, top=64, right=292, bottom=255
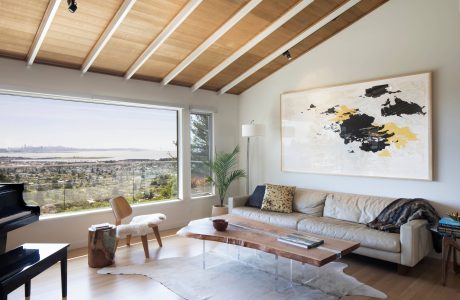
left=0, top=184, right=70, bottom=300
left=0, top=183, right=40, bottom=255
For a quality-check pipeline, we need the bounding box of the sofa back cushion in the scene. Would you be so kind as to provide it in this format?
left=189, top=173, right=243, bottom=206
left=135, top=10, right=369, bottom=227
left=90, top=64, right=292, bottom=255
left=293, top=188, right=327, bottom=216
left=323, top=192, right=394, bottom=224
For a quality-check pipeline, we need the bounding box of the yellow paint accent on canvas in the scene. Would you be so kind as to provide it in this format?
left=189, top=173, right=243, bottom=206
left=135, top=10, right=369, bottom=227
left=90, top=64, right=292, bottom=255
left=379, top=149, right=392, bottom=157
left=331, top=105, right=357, bottom=122
left=381, top=122, right=417, bottom=149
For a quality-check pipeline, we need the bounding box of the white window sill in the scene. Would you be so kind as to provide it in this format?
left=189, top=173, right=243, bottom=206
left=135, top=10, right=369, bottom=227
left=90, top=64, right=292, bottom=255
left=191, top=193, right=215, bottom=200
left=39, top=198, right=183, bottom=221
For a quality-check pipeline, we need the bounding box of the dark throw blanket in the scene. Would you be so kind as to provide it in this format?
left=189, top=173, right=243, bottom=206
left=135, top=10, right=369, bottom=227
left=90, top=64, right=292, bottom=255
left=367, top=198, right=439, bottom=233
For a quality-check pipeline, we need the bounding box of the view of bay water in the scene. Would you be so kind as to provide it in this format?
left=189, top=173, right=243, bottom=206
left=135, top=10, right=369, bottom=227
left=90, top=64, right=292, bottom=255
left=1, top=149, right=172, bottom=162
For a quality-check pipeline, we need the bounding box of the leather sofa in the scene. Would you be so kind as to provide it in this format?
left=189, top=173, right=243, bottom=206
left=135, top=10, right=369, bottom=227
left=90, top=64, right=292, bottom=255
left=229, top=187, right=433, bottom=269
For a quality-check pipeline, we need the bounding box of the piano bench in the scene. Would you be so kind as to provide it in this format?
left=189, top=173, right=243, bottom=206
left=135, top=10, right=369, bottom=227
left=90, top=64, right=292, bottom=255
left=0, top=243, right=69, bottom=300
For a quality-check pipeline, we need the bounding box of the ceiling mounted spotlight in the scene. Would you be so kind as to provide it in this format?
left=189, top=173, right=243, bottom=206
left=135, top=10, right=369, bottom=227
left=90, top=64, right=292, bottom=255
left=67, top=0, right=77, bottom=13
left=282, top=50, right=292, bottom=61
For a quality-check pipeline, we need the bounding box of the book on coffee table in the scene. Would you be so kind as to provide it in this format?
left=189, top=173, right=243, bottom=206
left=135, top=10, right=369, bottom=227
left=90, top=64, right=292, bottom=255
left=277, top=232, right=324, bottom=249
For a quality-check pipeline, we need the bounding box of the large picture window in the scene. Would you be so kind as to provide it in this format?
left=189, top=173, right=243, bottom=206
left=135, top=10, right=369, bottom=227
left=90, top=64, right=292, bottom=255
left=0, top=95, right=178, bottom=214
left=190, top=112, right=213, bottom=197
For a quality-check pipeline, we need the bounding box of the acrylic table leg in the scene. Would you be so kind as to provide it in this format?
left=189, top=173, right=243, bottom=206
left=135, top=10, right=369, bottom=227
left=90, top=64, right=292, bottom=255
left=25, top=280, right=31, bottom=300
left=289, top=259, right=293, bottom=287
left=302, top=263, right=306, bottom=284
left=275, top=254, right=279, bottom=280
left=202, top=240, right=206, bottom=270
left=61, top=255, right=67, bottom=299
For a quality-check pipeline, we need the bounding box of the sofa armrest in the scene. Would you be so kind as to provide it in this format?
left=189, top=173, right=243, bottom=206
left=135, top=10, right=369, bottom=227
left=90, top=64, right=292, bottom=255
left=228, top=195, right=249, bottom=212
left=400, top=219, right=432, bottom=267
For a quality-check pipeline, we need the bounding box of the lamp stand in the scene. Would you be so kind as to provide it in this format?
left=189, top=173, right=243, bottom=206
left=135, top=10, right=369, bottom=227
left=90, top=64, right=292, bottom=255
left=246, top=136, right=250, bottom=195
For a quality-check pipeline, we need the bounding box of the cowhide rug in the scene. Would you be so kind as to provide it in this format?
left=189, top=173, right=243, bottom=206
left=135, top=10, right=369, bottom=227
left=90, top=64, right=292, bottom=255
left=98, top=244, right=386, bottom=300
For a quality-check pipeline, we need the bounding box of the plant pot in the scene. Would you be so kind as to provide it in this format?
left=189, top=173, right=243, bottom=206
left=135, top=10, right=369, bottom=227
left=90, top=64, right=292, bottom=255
left=211, top=205, right=229, bottom=217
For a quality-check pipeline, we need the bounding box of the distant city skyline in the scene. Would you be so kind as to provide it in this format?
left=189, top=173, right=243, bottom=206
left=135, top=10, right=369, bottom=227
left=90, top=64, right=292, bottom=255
left=0, top=95, right=177, bottom=151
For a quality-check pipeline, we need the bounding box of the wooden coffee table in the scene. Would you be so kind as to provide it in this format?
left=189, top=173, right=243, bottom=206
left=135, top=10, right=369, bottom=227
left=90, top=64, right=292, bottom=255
left=178, top=215, right=359, bottom=271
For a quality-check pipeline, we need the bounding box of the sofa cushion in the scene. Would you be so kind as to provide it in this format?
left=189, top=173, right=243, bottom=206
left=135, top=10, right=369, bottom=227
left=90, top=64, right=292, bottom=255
left=297, top=216, right=400, bottom=253
left=245, top=185, right=266, bottom=208
left=323, top=192, right=394, bottom=224
left=293, top=189, right=327, bottom=216
left=231, top=207, right=305, bottom=230
left=261, top=184, right=296, bottom=213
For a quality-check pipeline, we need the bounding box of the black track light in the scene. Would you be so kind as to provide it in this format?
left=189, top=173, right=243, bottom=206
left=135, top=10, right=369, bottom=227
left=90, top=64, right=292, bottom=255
left=67, top=0, right=77, bottom=13
left=282, top=50, right=292, bottom=61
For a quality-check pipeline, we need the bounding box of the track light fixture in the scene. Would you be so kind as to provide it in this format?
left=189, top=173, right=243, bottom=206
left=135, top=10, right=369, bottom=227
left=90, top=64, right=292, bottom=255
left=67, top=0, right=77, bottom=13
left=282, top=50, right=292, bottom=61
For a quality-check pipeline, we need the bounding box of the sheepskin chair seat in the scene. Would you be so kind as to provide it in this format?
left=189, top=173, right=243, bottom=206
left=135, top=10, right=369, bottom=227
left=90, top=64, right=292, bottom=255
left=116, top=213, right=166, bottom=238
left=109, top=196, right=166, bottom=258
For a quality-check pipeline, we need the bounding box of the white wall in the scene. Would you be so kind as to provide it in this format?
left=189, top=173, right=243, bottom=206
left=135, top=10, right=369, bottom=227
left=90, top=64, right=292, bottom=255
left=0, top=58, right=240, bottom=250
left=239, top=0, right=460, bottom=214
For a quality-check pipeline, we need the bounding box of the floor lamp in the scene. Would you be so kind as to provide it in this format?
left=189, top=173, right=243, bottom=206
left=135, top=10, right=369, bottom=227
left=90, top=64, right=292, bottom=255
left=242, top=121, right=264, bottom=195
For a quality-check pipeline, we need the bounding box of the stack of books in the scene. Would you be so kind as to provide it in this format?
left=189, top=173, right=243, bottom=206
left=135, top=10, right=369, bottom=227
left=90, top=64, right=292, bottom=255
left=438, top=217, right=460, bottom=236
left=90, top=223, right=113, bottom=231
left=277, top=232, right=324, bottom=249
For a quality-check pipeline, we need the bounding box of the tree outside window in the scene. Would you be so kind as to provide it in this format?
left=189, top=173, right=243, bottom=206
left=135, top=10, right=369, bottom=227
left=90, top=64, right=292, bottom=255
left=190, top=113, right=213, bottom=197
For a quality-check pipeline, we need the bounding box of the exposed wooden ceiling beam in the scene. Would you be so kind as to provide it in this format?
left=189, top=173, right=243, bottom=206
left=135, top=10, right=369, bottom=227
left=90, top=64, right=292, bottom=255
left=81, top=0, right=137, bottom=74
left=27, top=0, right=61, bottom=66
left=218, top=0, right=361, bottom=95
left=161, top=0, right=263, bottom=86
left=124, top=0, right=203, bottom=80
left=191, top=0, right=313, bottom=92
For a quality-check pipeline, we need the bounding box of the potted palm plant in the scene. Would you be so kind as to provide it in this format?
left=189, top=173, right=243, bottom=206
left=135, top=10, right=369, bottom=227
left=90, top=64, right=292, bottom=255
left=206, top=146, right=246, bottom=216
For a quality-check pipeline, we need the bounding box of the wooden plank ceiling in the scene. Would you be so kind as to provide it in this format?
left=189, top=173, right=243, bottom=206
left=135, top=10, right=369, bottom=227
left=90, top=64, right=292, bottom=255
left=0, top=0, right=388, bottom=95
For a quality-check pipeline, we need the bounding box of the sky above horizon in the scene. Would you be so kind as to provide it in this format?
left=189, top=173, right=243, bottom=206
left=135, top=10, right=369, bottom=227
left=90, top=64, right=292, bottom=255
left=0, top=95, right=177, bottom=151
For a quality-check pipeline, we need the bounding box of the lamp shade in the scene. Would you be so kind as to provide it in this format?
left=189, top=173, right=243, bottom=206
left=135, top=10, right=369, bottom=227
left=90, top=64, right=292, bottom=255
left=242, top=123, right=264, bottom=137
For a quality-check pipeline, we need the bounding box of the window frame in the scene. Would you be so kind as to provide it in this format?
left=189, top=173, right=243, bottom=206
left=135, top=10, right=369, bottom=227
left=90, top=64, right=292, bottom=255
left=190, top=110, right=215, bottom=199
left=0, top=89, right=185, bottom=215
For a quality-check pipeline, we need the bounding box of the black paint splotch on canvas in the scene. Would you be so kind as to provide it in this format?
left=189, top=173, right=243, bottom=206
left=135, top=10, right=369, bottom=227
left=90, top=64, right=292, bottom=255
left=381, top=97, right=426, bottom=117
left=364, top=84, right=401, bottom=98
left=339, top=113, right=394, bottom=152
left=322, top=106, right=338, bottom=115
left=307, top=104, right=316, bottom=111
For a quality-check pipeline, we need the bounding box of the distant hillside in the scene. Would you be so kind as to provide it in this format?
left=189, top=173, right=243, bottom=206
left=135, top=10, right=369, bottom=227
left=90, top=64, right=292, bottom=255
left=0, top=146, right=147, bottom=153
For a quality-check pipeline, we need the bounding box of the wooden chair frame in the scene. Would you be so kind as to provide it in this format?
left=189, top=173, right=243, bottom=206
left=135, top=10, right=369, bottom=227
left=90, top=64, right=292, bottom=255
left=109, top=196, right=162, bottom=258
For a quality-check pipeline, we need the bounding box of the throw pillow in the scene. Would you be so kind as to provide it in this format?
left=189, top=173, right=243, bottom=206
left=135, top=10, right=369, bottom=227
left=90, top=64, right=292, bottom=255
left=261, top=184, right=296, bottom=213
left=245, top=185, right=266, bottom=208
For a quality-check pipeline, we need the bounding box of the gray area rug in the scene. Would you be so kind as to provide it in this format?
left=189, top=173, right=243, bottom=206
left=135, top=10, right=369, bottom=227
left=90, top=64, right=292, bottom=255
left=98, top=245, right=386, bottom=300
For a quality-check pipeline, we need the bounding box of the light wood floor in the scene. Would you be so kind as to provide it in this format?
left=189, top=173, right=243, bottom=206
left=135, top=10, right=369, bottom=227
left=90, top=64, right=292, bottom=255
left=7, top=230, right=460, bottom=300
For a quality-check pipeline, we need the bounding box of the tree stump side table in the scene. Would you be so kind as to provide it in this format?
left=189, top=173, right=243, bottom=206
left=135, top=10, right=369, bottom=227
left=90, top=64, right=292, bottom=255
left=88, top=225, right=117, bottom=268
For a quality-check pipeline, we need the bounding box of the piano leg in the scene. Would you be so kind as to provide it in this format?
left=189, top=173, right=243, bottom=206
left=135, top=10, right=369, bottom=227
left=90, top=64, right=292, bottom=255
left=0, top=234, right=6, bottom=255
left=61, top=254, right=67, bottom=299
left=25, top=280, right=31, bottom=300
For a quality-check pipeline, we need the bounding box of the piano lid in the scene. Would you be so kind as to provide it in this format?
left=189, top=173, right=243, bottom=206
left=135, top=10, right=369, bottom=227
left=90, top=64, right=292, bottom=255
left=0, top=183, right=40, bottom=254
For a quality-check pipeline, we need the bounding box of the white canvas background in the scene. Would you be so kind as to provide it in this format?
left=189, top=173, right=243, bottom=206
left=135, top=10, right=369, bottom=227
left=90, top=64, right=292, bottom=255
left=281, top=73, right=431, bottom=180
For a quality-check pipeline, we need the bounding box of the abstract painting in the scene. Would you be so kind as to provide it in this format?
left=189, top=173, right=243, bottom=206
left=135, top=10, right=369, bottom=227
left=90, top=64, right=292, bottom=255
left=281, top=72, right=432, bottom=180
